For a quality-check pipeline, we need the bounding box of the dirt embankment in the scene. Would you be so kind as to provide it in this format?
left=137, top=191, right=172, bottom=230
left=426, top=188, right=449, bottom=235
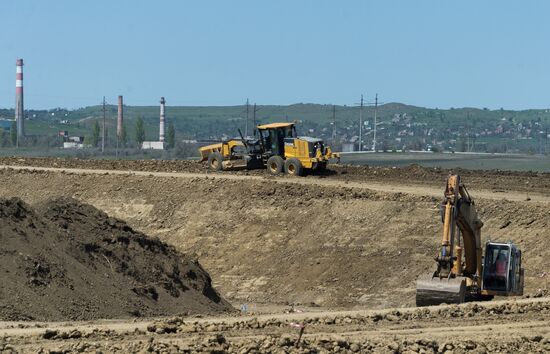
left=0, top=168, right=548, bottom=310
left=1, top=156, right=549, bottom=194
left=0, top=197, right=232, bottom=321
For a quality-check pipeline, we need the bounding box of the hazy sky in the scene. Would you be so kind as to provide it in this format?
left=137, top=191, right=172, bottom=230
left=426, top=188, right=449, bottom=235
left=0, top=1, right=548, bottom=109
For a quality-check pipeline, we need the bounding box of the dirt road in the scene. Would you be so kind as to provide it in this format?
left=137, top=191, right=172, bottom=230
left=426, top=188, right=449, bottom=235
left=1, top=156, right=549, bottom=194
left=2, top=164, right=549, bottom=203
left=1, top=298, right=549, bottom=353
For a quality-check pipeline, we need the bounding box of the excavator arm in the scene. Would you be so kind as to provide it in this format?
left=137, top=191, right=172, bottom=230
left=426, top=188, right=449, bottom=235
left=416, top=175, right=484, bottom=306
left=437, top=175, right=483, bottom=277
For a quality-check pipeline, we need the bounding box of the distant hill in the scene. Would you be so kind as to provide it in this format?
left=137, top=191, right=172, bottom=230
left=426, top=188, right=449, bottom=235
left=0, top=103, right=549, bottom=153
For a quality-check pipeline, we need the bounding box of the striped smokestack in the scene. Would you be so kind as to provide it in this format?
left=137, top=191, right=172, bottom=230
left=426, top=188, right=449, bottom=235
left=159, top=97, right=165, bottom=142
left=15, top=59, right=24, bottom=137
left=117, top=95, right=123, bottom=137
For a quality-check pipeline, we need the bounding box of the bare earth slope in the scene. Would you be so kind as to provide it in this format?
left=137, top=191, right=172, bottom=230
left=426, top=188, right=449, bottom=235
left=0, top=162, right=548, bottom=309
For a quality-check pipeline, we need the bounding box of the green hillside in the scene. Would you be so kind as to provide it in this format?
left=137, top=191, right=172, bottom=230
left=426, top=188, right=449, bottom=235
left=0, top=103, right=549, bottom=154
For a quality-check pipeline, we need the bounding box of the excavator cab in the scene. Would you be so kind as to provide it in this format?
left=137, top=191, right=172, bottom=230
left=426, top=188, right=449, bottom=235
left=482, top=242, right=523, bottom=295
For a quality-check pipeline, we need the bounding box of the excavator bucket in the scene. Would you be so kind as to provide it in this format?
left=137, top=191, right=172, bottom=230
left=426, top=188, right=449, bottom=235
left=416, top=273, right=466, bottom=307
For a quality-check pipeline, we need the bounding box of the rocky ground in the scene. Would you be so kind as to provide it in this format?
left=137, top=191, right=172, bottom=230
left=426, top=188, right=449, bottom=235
left=1, top=298, right=549, bottom=353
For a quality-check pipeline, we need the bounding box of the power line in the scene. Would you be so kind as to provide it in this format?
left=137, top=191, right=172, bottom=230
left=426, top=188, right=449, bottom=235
left=102, top=96, right=106, bottom=153
left=332, top=105, right=336, bottom=145
left=252, top=103, right=261, bottom=136
left=366, top=93, right=384, bottom=152
left=356, top=94, right=364, bottom=151
left=244, top=98, right=249, bottom=136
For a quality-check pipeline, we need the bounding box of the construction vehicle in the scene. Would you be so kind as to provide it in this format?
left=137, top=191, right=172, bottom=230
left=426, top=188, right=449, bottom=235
left=198, top=122, right=339, bottom=176
left=416, top=175, right=524, bottom=306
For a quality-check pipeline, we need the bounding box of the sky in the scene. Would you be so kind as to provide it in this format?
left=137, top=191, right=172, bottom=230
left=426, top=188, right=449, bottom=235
left=0, top=1, right=548, bottom=110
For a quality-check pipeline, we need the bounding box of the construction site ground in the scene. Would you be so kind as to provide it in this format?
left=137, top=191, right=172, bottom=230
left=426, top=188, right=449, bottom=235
left=0, top=157, right=549, bottom=352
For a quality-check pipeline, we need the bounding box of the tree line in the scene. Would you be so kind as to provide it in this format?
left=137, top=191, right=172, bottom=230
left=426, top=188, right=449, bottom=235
left=87, top=117, right=175, bottom=149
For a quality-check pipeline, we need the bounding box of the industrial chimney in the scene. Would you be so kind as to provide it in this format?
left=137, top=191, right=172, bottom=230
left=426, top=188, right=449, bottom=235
left=159, top=97, right=165, bottom=142
left=117, top=95, right=123, bottom=137
left=15, top=59, right=24, bottom=137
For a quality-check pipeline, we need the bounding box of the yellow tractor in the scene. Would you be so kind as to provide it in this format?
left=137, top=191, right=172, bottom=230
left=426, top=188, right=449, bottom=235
left=199, top=122, right=339, bottom=176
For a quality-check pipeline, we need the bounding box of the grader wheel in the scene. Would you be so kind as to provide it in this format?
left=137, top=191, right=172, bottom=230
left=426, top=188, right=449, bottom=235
left=207, top=152, right=224, bottom=171
left=284, top=158, right=304, bottom=177
left=266, top=156, right=284, bottom=175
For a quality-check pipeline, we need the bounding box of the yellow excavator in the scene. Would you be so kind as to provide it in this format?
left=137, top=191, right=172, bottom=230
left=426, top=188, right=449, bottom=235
left=198, top=122, right=339, bottom=176
left=416, top=175, right=524, bottom=306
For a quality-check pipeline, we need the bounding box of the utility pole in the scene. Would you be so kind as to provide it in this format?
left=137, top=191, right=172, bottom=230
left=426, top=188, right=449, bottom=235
left=115, top=119, right=119, bottom=158
left=252, top=103, right=260, bottom=136
left=546, top=126, right=548, bottom=155
left=359, top=94, right=364, bottom=151
left=373, top=94, right=378, bottom=152
left=332, top=105, right=336, bottom=145
left=245, top=98, right=250, bottom=137
left=467, top=112, right=471, bottom=152
left=102, top=96, right=106, bottom=153
left=366, top=94, right=385, bottom=152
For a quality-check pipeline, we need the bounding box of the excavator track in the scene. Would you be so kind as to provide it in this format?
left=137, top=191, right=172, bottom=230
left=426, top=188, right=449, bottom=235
left=416, top=273, right=466, bottom=307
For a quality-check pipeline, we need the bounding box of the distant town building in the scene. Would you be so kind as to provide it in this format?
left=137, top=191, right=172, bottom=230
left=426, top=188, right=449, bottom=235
left=63, top=142, right=84, bottom=149
left=142, top=141, right=165, bottom=150
left=341, top=143, right=355, bottom=152
left=61, top=134, right=85, bottom=148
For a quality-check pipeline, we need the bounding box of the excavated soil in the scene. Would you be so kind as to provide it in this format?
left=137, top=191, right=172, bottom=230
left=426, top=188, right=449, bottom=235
left=0, top=197, right=232, bottom=321
left=0, top=167, right=548, bottom=310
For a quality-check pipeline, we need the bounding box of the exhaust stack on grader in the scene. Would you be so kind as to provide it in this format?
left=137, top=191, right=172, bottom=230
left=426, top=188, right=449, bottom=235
left=199, top=122, right=339, bottom=176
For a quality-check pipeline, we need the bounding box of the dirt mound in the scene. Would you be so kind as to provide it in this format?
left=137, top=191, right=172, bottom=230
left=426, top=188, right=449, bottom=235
left=0, top=197, right=232, bottom=321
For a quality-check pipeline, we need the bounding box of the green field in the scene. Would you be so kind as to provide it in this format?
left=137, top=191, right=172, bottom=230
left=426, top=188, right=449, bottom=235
left=341, top=152, right=550, bottom=172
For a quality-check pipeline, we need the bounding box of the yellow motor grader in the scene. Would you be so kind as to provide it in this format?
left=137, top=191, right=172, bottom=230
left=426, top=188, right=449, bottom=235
left=199, top=122, right=339, bottom=176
